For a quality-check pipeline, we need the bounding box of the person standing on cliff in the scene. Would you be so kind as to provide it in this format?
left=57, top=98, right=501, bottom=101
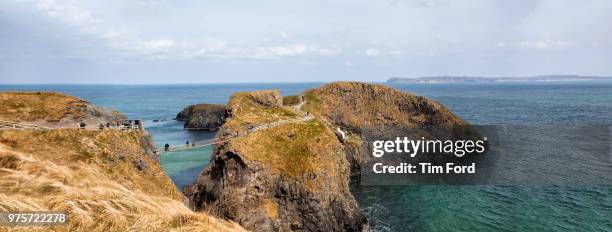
left=164, top=143, right=170, bottom=152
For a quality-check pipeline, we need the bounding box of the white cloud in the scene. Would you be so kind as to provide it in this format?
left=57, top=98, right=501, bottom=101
left=365, top=48, right=381, bottom=57
left=279, top=31, right=288, bottom=39
left=516, top=40, right=576, bottom=50
left=144, top=39, right=174, bottom=50
left=5, top=0, right=612, bottom=83
left=15, top=0, right=343, bottom=60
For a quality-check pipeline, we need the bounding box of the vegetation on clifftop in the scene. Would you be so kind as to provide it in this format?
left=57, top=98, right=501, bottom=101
left=303, top=81, right=467, bottom=130
left=229, top=120, right=345, bottom=189
left=0, top=129, right=244, bottom=232
left=223, top=90, right=297, bottom=130
left=0, top=92, right=123, bottom=123
left=281, top=95, right=301, bottom=106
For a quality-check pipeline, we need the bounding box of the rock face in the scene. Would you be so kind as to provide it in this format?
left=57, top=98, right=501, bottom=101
left=176, top=104, right=227, bottom=130
left=186, top=90, right=367, bottom=231
left=302, top=82, right=482, bottom=185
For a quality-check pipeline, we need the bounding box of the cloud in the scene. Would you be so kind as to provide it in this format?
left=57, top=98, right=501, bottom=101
left=279, top=31, right=288, bottom=39
left=12, top=0, right=343, bottom=60
left=3, top=0, right=612, bottom=83
left=516, top=40, right=576, bottom=50
left=365, top=48, right=381, bottom=57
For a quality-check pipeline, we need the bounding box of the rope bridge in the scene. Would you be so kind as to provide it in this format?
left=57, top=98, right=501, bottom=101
left=164, top=136, right=236, bottom=152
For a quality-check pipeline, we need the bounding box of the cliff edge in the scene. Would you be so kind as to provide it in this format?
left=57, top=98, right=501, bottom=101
left=0, top=92, right=126, bottom=129
left=0, top=92, right=245, bottom=232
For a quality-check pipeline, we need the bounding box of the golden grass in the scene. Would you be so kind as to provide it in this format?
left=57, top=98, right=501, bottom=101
left=224, top=91, right=297, bottom=130
left=262, top=199, right=278, bottom=220
left=228, top=120, right=346, bottom=191
left=302, top=81, right=467, bottom=130
left=0, top=129, right=245, bottom=232
left=0, top=92, right=89, bottom=122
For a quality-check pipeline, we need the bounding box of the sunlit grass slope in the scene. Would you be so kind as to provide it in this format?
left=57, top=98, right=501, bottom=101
left=0, top=129, right=245, bottom=232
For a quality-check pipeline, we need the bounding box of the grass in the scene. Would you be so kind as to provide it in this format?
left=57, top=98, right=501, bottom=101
left=0, top=129, right=245, bottom=232
left=302, top=81, right=468, bottom=130
left=224, top=91, right=298, bottom=130
left=0, top=92, right=125, bottom=126
left=228, top=119, right=346, bottom=191
left=282, top=95, right=301, bottom=106
left=0, top=92, right=88, bottom=122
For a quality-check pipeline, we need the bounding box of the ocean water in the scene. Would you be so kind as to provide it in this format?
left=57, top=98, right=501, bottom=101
left=1, top=81, right=611, bottom=231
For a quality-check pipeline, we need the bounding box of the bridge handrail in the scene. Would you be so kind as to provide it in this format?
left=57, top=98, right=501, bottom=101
left=0, top=120, right=51, bottom=130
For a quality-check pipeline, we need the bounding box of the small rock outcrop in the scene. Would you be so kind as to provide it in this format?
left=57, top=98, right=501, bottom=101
left=176, top=104, right=227, bottom=130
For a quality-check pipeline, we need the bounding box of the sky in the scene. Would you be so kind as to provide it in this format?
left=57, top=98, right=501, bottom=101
left=1, top=0, right=612, bottom=84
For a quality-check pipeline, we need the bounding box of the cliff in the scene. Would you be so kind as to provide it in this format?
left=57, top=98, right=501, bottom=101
left=176, top=104, right=227, bottom=130
left=0, top=92, right=245, bottom=232
left=302, top=82, right=482, bottom=185
left=0, top=92, right=126, bottom=129
left=186, top=90, right=367, bottom=231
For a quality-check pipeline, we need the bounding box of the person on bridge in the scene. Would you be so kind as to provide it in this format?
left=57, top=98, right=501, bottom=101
left=164, top=143, right=170, bottom=152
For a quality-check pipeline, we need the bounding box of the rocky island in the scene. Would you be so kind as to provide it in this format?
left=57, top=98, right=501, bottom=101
left=185, top=82, right=479, bottom=231
left=176, top=104, right=227, bottom=130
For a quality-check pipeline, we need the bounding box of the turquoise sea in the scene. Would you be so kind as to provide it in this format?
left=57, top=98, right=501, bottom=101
left=2, top=81, right=611, bottom=231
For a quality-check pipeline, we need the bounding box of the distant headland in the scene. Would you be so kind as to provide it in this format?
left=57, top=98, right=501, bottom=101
left=387, top=75, right=612, bottom=84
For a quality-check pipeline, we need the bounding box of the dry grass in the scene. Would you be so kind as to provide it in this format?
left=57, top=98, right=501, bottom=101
left=0, top=129, right=245, bottom=232
left=0, top=92, right=125, bottom=129
left=228, top=119, right=346, bottom=192
left=0, top=92, right=89, bottom=122
left=224, top=91, right=297, bottom=130
left=281, top=95, right=301, bottom=106
left=302, top=81, right=467, bottom=130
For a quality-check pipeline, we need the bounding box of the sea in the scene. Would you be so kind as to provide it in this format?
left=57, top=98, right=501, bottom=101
left=1, top=81, right=611, bottom=231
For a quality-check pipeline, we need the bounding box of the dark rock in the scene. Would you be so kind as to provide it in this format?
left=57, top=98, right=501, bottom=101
left=133, top=158, right=148, bottom=171
left=176, top=104, right=227, bottom=130
left=139, top=133, right=160, bottom=162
